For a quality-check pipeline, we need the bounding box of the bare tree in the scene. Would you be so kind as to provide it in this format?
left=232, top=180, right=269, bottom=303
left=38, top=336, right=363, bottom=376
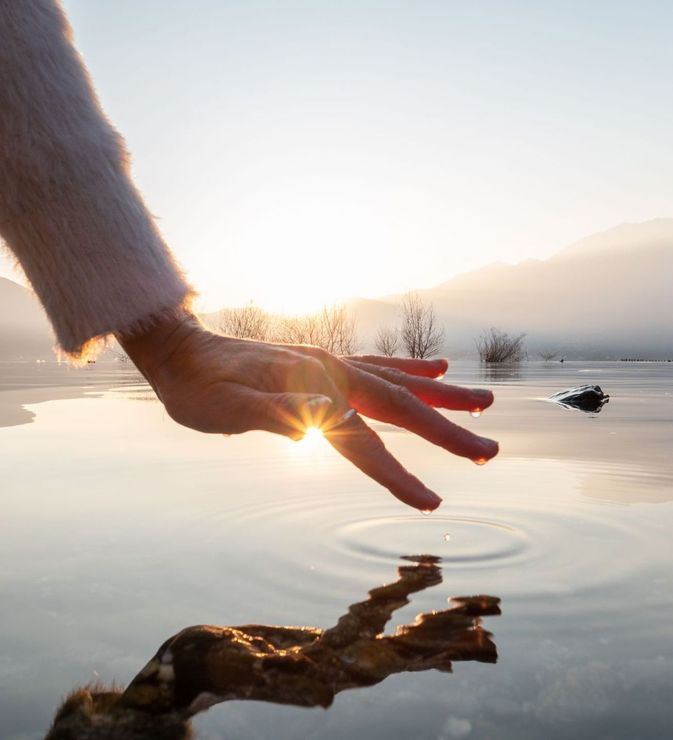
left=375, top=326, right=400, bottom=357
left=400, top=292, right=445, bottom=359
left=476, top=327, right=526, bottom=363
left=272, top=305, right=358, bottom=355
left=272, top=313, right=322, bottom=345
left=219, top=303, right=270, bottom=341
left=320, top=305, right=359, bottom=355
left=539, top=349, right=560, bottom=361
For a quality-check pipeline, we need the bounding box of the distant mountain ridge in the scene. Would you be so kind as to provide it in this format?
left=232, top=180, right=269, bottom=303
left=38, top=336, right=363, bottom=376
left=1, top=219, right=672, bottom=359
left=554, top=218, right=673, bottom=259
left=0, top=276, right=54, bottom=358
left=350, top=218, right=673, bottom=358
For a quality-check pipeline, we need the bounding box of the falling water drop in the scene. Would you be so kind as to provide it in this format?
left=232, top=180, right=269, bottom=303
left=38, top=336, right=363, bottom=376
left=443, top=533, right=451, bottom=542
left=470, top=409, right=482, bottom=418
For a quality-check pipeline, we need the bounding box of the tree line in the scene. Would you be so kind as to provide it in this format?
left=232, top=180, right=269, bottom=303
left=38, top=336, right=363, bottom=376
left=215, top=292, right=445, bottom=359
left=214, top=293, right=559, bottom=363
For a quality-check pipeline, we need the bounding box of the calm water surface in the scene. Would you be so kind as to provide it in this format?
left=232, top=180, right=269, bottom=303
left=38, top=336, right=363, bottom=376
left=1, top=360, right=672, bottom=739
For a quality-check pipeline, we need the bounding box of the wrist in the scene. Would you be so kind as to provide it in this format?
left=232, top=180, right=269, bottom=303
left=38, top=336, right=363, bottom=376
left=116, top=306, right=201, bottom=384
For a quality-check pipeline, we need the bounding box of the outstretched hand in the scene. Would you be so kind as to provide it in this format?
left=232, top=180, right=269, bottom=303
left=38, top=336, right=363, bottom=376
left=118, top=312, right=498, bottom=511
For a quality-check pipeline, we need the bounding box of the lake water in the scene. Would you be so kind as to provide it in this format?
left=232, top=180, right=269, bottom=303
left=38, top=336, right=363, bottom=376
left=1, top=360, right=672, bottom=739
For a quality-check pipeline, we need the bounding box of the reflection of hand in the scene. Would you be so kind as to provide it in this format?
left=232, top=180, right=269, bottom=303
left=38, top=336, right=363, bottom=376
left=46, top=557, right=500, bottom=737
left=119, top=312, right=498, bottom=511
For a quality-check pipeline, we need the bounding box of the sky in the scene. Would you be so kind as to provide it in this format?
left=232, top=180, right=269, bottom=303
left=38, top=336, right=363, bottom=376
left=2, top=0, right=672, bottom=312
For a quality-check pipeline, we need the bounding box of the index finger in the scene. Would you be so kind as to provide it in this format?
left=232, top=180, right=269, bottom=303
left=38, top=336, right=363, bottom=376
left=324, top=413, right=443, bottom=511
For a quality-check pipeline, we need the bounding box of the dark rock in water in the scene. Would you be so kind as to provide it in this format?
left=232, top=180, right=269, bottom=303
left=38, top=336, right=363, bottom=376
left=549, top=384, right=609, bottom=413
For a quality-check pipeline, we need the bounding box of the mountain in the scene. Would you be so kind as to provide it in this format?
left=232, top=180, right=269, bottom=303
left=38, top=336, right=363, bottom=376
left=349, top=219, right=673, bottom=358
left=554, top=218, right=673, bottom=260
left=2, top=219, right=672, bottom=359
left=0, top=277, right=54, bottom=358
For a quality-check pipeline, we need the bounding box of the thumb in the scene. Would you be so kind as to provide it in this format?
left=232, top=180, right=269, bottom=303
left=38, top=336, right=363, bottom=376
left=269, top=392, right=334, bottom=440
left=247, top=391, right=334, bottom=440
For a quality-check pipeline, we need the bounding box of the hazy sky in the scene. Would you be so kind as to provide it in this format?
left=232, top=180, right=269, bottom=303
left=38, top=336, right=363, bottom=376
left=2, top=0, right=672, bottom=312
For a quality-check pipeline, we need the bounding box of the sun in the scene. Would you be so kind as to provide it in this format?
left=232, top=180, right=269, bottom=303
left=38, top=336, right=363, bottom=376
left=298, top=426, right=326, bottom=450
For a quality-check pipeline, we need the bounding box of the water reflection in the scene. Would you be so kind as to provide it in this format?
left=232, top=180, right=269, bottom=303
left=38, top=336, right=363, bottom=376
left=0, top=362, right=147, bottom=428
left=46, top=557, right=500, bottom=740
left=548, top=384, right=610, bottom=413
left=478, top=363, right=523, bottom=383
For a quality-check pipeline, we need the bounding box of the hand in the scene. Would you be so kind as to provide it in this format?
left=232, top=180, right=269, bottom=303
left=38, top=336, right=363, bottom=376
left=118, top=312, right=498, bottom=511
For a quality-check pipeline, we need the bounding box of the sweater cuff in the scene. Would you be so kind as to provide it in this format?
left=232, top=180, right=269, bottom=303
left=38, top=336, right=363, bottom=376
left=1, top=164, right=195, bottom=361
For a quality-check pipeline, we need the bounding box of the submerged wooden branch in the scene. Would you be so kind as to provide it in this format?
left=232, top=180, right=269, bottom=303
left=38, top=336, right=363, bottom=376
left=46, top=557, right=500, bottom=739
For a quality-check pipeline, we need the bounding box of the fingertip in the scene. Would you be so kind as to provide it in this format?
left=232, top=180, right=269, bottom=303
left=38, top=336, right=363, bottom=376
left=294, top=394, right=333, bottom=431
left=434, top=358, right=449, bottom=378
left=478, top=389, right=495, bottom=410
left=468, top=390, right=494, bottom=415
left=397, top=483, right=442, bottom=512
left=472, top=438, right=499, bottom=465
left=419, top=488, right=443, bottom=512
left=267, top=393, right=334, bottom=438
left=322, top=407, right=357, bottom=433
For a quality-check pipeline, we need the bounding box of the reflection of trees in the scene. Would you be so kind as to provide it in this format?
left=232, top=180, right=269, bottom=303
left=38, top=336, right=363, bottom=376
left=46, top=557, right=500, bottom=739
left=479, top=362, right=524, bottom=383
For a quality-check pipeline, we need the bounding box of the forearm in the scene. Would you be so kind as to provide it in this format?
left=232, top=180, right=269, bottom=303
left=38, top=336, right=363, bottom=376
left=0, top=0, right=193, bottom=360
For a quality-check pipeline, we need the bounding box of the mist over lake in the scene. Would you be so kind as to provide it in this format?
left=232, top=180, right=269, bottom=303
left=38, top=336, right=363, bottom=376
left=4, top=219, right=672, bottom=363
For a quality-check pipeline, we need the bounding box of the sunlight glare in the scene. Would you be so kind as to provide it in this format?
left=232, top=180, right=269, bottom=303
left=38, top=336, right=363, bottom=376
left=297, top=426, right=326, bottom=451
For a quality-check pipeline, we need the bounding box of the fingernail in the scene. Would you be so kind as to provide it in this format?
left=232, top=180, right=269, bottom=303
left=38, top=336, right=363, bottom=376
left=336, top=408, right=356, bottom=424
left=327, top=407, right=356, bottom=429
left=306, top=395, right=332, bottom=411
left=419, top=487, right=442, bottom=509
left=319, top=406, right=357, bottom=434
left=433, top=359, right=449, bottom=378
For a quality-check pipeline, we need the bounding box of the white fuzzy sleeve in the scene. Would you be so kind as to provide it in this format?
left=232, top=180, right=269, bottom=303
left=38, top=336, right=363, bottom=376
left=0, top=0, right=194, bottom=360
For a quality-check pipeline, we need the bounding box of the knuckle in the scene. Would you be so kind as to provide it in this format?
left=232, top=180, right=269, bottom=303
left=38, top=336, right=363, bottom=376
left=310, top=346, right=332, bottom=363
left=303, top=355, right=327, bottom=374
left=291, top=355, right=329, bottom=384
left=382, top=367, right=405, bottom=384
left=391, top=385, right=415, bottom=407
left=359, top=425, right=386, bottom=453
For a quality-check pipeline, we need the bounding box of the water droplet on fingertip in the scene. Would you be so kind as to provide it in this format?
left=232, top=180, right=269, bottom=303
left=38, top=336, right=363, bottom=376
left=470, top=410, right=482, bottom=418
left=473, top=457, right=488, bottom=466
left=421, top=509, right=432, bottom=516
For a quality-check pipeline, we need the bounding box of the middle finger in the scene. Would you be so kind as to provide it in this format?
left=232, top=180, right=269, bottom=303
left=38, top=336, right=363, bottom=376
left=341, top=363, right=499, bottom=463
left=345, top=359, right=493, bottom=413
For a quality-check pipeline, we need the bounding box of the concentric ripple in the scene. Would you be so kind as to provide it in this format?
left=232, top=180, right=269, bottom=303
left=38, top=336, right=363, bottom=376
left=190, top=455, right=663, bottom=608
left=335, top=514, right=529, bottom=565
